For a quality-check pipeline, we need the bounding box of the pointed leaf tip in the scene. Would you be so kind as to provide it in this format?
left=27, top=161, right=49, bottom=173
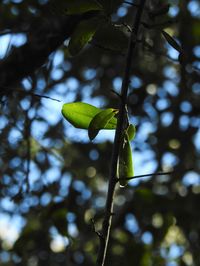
left=88, top=108, right=118, bottom=140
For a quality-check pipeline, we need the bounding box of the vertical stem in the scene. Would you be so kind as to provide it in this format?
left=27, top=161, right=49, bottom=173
left=96, top=1, right=146, bottom=265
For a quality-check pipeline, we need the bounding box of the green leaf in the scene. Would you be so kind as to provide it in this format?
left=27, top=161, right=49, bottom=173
left=93, top=23, right=128, bottom=53
left=118, top=135, right=134, bottom=187
left=126, top=124, right=136, bottom=141
left=64, top=0, right=103, bottom=15
left=61, top=102, right=117, bottom=130
left=162, top=30, right=182, bottom=53
left=68, top=17, right=100, bottom=56
left=88, top=108, right=118, bottom=140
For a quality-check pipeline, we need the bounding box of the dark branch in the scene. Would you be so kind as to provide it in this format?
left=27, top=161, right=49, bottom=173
left=96, top=1, right=146, bottom=265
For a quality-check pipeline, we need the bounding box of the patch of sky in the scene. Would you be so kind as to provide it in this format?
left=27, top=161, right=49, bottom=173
left=89, top=149, right=99, bottom=160
left=28, top=161, right=41, bottom=185
left=193, top=61, right=200, bottom=69
left=193, top=46, right=200, bottom=58
left=0, top=33, right=26, bottom=58
left=50, top=234, right=69, bottom=252
left=163, top=66, right=179, bottom=80
left=31, top=120, right=48, bottom=139
left=1, top=175, right=11, bottom=186
left=163, top=80, right=179, bottom=96
left=53, top=195, right=63, bottom=203
left=40, top=192, right=52, bottom=206
left=73, top=180, right=91, bottom=200
left=68, top=223, right=78, bottom=237
left=8, top=127, right=22, bottom=145
left=161, top=112, right=174, bottom=127
left=162, top=152, right=179, bottom=167
left=0, top=213, right=25, bottom=246
left=187, top=0, right=200, bottom=17
left=22, top=78, right=32, bottom=90
left=63, top=61, right=72, bottom=72
left=28, top=107, right=36, bottom=119
left=28, top=195, right=39, bottom=207
left=156, top=98, right=170, bottom=111
left=117, top=6, right=128, bottom=17
left=169, top=5, right=179, bottom=17
left=180, top=101, right=192, bottom=113
left=66, top=77, right=80, bottom=91
left=141, top=231, right=153, bottom=244
left=0, top=34, right=11, bottom=58
left=51, top=69, right=64, bottom=81
left=192, top=83, right=200, bottom=95
left=182, top=171, right=200, bottom=186
left=135, top=121, right=156, bottom=143
left=194, top=128, right=200, bottom=152
left=131, top=76, right=143, bottom=89
left=190, top=117, right=200, bottom=128
left=179, top=115, right=190, bottom=130
left=53, top=51, right=64, bottom=67
left=0, top=252, right=10, bottom=263
left=20, top=98, right=31, bottom=110
left=131, top=150, right=157, bottom=186
left=80, top=84, right=93, bottom=99
left=157, top=87, right=167, bottom=98
left=125, top=213, right=139, bottom=234
left=143, top=102, right=158, bottom=120
left=95, top=196, right=106, bottom=208
left=9, top=157, right=21, bottom=168
left=83, top=68, right=97, bottom=80
left=0, top=116, right=8, bottom=130
left=11, top=33, right=27, bottom=47
left=48, top=154, right=61, bottom=167
left=166, top=45, right=179, bottom=60
left=113, top=76, right=122, bottom=94
left=168, top=244, right=184, bottom=259
left=0, top=198, right=16, bottom=212
left=41, top=99, right=63, bottom=125
left=44, top=167, right=61, bottom=183
left=59, top=174, right=71, bottom=197
left=67, top=212, right=76, bottom=223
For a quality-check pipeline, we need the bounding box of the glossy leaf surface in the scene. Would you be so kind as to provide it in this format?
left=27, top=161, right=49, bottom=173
left=88, top=108, right=118, bottom=140
left=118, top=134, right=134, bottom=187
left=68, top=17, right=100, bottom=56
left=62, top=102, right=117, bottom=130
left=126, top=124, right=136, bottom=141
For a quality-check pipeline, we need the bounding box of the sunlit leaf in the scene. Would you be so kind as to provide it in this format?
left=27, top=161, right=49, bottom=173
left=61, top=102, right=117, bottom=130
left=64, top=0, right=103, bottom=15
left=118, top=134, right=134, bottom=187
left=88, top=108, right=118, bottom=140
left=68, top=17, right=100, bottom=56
left=126, top=124, right=136, bottom=141
left=162, top=30, right=182, bottom=53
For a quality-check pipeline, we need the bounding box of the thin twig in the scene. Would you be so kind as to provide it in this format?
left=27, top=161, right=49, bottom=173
left=96, top=1, right=146, bottom=265
left=124, top=1, right=140, bottom=7
left=118, top=171, right=174, bottom=182
left=0, top=85, right=61, bottom=102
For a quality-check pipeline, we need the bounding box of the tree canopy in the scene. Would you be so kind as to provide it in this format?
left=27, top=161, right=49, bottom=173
left=0, top=0, right=200, bottom=265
